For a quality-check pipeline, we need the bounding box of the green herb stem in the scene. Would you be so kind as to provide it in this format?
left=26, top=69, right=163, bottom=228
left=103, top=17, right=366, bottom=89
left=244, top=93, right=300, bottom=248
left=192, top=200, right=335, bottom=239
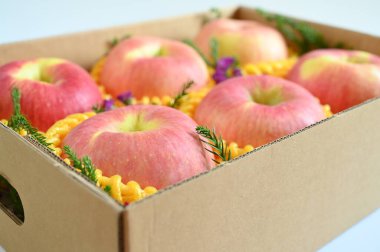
left=182, top=39, right=214, bottom=67
left=8, top=88, right=53, bottom=151
left=63, top=146, right=98, bottom=183
left=170, top=80, right=194, bottom=108
left=256, top=8, right=329, bottom=54
left=195, top=126, right=231, bottom=164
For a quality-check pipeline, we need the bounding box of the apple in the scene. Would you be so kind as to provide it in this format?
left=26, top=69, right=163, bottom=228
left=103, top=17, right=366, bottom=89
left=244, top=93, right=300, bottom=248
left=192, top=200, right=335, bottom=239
left=63, top=105, right=214, bottom=189
left=100, top=36, right=209, bottom=99
left=194, top=75, right=325, bottom=147
left=194, top=18, right=288, bottom=65
left=287, top=49, right=380, bottom=113
left=0, top=58, right=102, bottom=131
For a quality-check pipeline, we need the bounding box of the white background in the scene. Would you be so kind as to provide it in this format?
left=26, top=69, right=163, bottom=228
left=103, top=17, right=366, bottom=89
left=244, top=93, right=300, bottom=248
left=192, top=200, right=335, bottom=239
left=0, top=0, right=379, bottom=251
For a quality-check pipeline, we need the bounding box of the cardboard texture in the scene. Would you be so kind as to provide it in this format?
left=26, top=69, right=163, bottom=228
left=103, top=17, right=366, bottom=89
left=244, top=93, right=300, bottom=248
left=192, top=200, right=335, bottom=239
left=0, top=125, right=123, bottom=251
left=125, top=98, right=380, bottom=252
left=0, top=6, right=379, bottom=252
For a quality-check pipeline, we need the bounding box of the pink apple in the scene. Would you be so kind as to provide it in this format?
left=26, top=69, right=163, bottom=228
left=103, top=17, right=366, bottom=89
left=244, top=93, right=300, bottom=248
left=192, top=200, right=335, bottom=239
left=287, top=49, right=380, bottom=113
left=100, top=36, right=209, bottom=99
left=194, top=75, right=325, bottom=147
left=63, top=105, right=214, bottom=189
left=194, top=18, right=288, bottom=65
left=0, top=58, right=102, bottom=131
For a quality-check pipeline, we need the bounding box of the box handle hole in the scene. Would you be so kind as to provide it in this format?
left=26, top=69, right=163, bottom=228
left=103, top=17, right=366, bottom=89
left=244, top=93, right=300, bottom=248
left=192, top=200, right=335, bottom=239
left=0, top=175, right=24, bottom=225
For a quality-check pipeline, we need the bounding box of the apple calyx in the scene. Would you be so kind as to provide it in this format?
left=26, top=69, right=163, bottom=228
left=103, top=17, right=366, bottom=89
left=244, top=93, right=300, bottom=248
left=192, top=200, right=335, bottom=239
left=251, top=86, right=283, bottom=106
left=125, top=44, right=167, bottom=60
left=12, top=58, right=64, bottom=85
left=117, top=113, right=160, bottom=133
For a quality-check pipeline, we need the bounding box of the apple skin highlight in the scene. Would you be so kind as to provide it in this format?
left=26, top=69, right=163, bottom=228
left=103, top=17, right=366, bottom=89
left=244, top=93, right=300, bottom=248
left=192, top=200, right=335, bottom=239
left=63, top=105, right=214, bottom=189
left=287, top=49, right=380, bottom=113
left=195, top=18, right=288, bottom=65
left=0, top=58, right=102, bottom=131
left=195, top=75, right=325, bottom=147
left=100, top=36, right=209, bottom=99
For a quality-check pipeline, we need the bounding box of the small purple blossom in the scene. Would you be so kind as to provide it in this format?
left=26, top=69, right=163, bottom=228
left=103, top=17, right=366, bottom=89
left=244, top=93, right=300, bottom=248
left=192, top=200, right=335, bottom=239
left=117, top=91, right=133, bottom=105
left=212, top=57, right=242, bottom=84
left=104, top=99, right=115, bottom=111
left=232, top=68, right=242, bottom=77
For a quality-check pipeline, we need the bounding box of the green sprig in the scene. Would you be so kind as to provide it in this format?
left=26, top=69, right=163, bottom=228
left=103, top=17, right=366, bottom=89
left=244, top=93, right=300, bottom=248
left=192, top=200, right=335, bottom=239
left=195, top=126, right=231, bottom=164
left=210, top=38, right=219, bottom=66
left=203, top=7, right=222, bottom=24
left=7, top=88, right=53, bottom=151
left=182, top=38, right=219, bottom=67
left=256, top=9, right=329, bottom=54
left=92, top=104, right=105, bottom=114
left=182, top=39, right=214, bottom=67
left=108, top=34, right=131, bottom=50
left=63, top=146, right=98, bottom=183
left=170, top=80, right=194, bottom=108
left=104, top=185, right=112, bottom=195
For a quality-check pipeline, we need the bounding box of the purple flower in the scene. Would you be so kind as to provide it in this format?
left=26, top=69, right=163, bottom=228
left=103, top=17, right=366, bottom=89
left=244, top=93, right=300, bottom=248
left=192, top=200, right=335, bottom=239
left=232, top=68, right=242, bottom=77
left=104, top=99, right=115, bottom=111
left=117, top=91, right=133, bottom=105
left=216, top=57, right=235, bottom=70
left=212, top=57, right=242, bottom=84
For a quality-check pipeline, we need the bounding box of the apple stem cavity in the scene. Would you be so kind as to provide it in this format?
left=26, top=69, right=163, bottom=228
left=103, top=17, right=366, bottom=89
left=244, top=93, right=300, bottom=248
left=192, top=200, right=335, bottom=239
left=195, top=125, right=231, bottom=164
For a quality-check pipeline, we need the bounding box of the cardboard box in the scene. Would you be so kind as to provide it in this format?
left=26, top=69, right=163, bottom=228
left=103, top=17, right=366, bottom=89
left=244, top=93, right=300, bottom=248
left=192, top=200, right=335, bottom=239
left=0, top=6, right=379, bottom=252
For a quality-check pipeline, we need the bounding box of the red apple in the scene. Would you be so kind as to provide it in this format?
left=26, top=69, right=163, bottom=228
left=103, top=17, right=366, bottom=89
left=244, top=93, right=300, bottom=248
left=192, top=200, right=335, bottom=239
left=287, top=49, right=380, bottom=113
left=194, top=18, right=288, bottom=65
left=0, top=58, right=102, bottom=131
left=63, top=105, right=214, bottom=189
left=100, top=36, right=209, bottom=99
left=194, top=75, right=325, bottom=147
